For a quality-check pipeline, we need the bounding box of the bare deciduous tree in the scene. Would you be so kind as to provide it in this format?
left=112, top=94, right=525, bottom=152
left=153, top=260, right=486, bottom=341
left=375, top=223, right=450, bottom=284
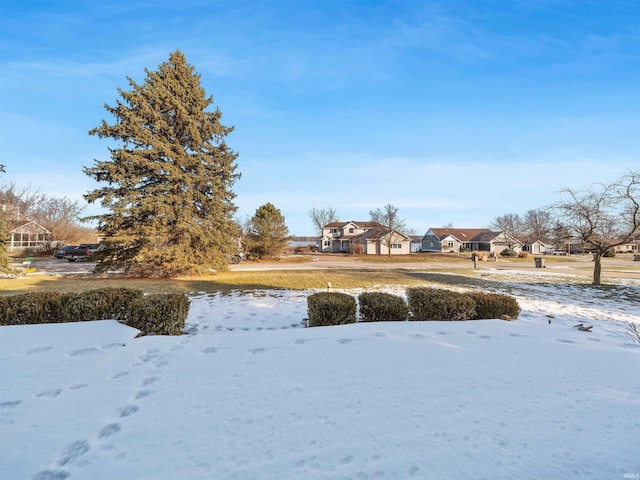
left=369, top=204, right=407, bottom=257
left=554, top=171, right=640, bottom=285
left=489, top=213, right=526, bottom=252
left=523, top=209, right=554, bottom=241
left=309, top=206, right=338, bottom=236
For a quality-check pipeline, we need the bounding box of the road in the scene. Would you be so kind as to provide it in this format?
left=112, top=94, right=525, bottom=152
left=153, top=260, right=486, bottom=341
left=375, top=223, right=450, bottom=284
left=11, top=253, right=640, bottom=281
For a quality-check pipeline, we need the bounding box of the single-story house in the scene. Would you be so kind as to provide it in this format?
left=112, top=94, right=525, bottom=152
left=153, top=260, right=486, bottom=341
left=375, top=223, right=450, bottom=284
left=421, top=228, right=523, bottom=255
left=319, top=221, right=411, bottom=255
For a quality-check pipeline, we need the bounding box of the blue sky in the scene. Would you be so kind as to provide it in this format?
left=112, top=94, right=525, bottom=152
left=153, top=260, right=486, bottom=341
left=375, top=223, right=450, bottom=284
left=1, top=0, right=639, bottom=235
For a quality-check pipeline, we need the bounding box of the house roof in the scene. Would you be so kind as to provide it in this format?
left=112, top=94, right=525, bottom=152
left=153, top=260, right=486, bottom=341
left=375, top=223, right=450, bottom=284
left=11, top=220, right=51, bottom=235
left=426, top=228, right=492, bottom=242
left=324, top=221, right=381, bottom=229
left=469, top=231, right=502, bottom=242
left=356, top=228, right=411, bottom=242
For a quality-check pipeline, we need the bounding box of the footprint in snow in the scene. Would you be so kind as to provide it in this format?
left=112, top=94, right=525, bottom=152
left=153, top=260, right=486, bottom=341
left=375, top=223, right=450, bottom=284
left=135, top=389, right=156, bottom=400
left=142, top=376, right=160, bottom=386
left=119, top=405, right=139, bottom=418
left=0, top=400, right=22, bottom=409
left=58, top=440, right=90, bottom=466
left=27, top=346, right=54, bottom=355
left=68, top=384, right=88, bottom=390
left=558, top=339, right=576, bottom=344
left=98, top=423, right=121, bottom=439
left=203, top=347, right=217, bottom=354
left=32, top=470, right=70, bottom=480
left=337, top=339, right=353, bottom=344
left=68, top=348, right=100, bottom=356
left=36, top=389, right=62, bottom=398
left=111, top=371, right=129, bottom=380
left=249, top=348, right=265, bottom=354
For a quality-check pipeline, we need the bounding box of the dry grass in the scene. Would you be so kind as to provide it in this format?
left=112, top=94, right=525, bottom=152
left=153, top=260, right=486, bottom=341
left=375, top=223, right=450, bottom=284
left=0, top=268, right=439, bottom=296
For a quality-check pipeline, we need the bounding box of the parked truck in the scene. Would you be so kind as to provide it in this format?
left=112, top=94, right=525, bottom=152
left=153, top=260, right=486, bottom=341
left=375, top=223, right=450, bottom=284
left=64, top=243, right=103, bottom=262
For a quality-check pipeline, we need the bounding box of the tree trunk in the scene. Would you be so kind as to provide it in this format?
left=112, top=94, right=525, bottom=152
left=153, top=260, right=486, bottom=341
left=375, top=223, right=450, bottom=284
left=593, top=253, right=603, bottom=285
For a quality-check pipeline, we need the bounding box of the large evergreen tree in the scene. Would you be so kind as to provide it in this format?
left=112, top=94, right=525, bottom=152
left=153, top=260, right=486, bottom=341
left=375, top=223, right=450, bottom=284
left=84, top=51, right=240, bottom=277
left=245, top=203, right=291, bottom=260
left=0, top=164, right=13, bottom=274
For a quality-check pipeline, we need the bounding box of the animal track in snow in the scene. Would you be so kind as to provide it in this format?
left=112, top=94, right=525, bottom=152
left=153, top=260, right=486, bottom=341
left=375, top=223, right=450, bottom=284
left=98, top=423, right=121, bottom=439
left=111, top=371, right=129, bottom=379
left=68, top=348, right=99, bottom=356
left=36, top=389, right=62, bottom=398
left=119, top=405, right=139, bottom=418
left=58, top=439, right=90, bottom=466
left=0, top=400, right=21, bottom=409
left=142, top=376, right=160, bottom=386
left=27, top=346, right=54, bottom=354
left=135, top=389, right=156, bottom=400
left=32, top=470, right=70, bottom=480
left=68, top=384, right=88, bottom=390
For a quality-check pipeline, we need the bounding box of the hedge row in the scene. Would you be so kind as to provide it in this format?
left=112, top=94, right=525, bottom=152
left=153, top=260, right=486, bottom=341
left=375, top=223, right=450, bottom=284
left=0, top=288, right=189, bottom=336
left=307, top=287, right=520, bottom=326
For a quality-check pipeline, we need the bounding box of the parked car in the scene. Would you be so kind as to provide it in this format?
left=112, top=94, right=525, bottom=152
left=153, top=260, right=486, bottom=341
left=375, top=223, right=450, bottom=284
left=54, top=245, right=78, bottom=259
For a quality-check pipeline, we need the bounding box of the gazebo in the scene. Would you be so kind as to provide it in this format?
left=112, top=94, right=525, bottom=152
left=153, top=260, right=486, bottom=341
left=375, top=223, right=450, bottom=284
left=10, top=220, right=51, bottom=252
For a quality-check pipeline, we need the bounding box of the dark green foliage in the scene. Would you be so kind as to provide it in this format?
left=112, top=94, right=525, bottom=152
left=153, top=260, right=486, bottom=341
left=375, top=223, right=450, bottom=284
left=245, top=203, right=291, bottom=260
left=0, top=164, right=13, bottom=274
left=500, top=248, right=518, bottom=257
left=84, top=50, right=240, bottom=277
left=307, top=292, right=357, bottom=327
left=406, top=287, right=476, bottom=321
left=469, top=291, right=521, bottom=319
left=0, top=288, right=189, bottom=336
left=358, top=292, right=409, bottom=322
left=0, top=207, right=13, bottom=274
left=123, top=293, right=190, bottom=336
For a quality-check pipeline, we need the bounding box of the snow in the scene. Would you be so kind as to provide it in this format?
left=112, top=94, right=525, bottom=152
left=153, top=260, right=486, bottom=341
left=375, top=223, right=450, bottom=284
left=1, top=271, right=640, bottom=480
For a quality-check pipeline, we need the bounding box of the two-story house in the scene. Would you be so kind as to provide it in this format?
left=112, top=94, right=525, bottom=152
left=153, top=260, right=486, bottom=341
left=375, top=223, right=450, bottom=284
left=319, top=221, right=411, bottom=255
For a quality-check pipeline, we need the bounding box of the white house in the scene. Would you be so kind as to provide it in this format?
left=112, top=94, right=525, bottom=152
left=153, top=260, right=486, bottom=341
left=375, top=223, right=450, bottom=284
left=319, top=221, right=411, bottom=255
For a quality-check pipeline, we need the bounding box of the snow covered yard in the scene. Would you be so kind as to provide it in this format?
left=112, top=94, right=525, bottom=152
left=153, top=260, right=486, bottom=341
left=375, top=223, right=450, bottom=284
left=1, top=270, right=639, bottom=480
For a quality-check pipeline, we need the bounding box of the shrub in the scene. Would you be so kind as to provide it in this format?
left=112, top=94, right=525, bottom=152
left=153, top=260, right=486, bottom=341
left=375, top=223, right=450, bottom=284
left=517, top=251, right=529, bottom=258
left=406, top=287, right=476, bottom=321
left=358, top=292, right=409, bottom=322
left=469, top=291, right=521, bottom=320
left=307, top=292, right=357, bottom=327
left=123, top=293, right=190, bottom=336
left=0, top=288, right=188, bottom=335
left=500, top=248, right=518, bottom=257
left=63, top=288, right=144, bottom=323
left=603, top=248, right=616, bottom=258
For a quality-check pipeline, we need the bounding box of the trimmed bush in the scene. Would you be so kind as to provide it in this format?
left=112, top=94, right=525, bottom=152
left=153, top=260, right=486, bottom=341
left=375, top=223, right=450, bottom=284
left=358, top=292, right=409, bottom=322
left=500, top=248, right=518, bottom=257
left=517, top=251, right=529, bottom=258
left=307, top=292, right=357, bottom=327
left=406, top=287, right=476, bottom=321
left=123, top=293, right=190, bottom=336
left=0, top=288, right=189, bottom=336
left=469, top=291, right=521, bottom=320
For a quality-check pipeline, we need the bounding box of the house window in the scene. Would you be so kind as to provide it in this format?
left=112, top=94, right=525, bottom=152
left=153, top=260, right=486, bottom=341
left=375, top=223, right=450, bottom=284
left=349, top=228, right=354, bottom=233
left=329, top=228, right=338, bottom=234
left=447, top=241, right=454, bottom=248
left=391, top=244, right=402, bottom=249
left=323, top=240, right=330, bottom=247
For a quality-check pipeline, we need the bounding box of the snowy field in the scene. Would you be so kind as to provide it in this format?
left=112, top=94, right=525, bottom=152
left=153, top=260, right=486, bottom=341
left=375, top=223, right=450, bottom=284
left=1, top=269, right=639, bottom=480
